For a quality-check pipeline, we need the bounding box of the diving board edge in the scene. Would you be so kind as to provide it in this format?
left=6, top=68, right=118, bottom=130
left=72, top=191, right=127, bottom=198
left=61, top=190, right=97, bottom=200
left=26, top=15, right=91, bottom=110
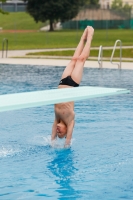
left=0, top=87, right=130, bottom=112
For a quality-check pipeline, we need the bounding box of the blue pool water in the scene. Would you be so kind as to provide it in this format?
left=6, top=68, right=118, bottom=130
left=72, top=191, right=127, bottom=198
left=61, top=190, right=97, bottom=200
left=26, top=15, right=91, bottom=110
left=0, top=64, right=133, bottom=200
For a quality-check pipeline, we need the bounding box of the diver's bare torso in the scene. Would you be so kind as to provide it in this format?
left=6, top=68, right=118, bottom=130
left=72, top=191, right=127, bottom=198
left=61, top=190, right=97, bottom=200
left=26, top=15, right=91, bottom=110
left=55, top=85, right=75, bottom=125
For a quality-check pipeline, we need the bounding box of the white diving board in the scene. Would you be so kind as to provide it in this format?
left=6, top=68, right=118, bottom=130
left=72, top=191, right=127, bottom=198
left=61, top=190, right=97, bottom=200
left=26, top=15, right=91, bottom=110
left=0, top=86, right=130, bottom=112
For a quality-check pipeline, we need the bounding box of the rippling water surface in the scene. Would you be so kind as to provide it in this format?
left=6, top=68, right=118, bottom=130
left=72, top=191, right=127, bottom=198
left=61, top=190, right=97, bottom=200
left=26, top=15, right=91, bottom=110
left=0, top=64, right=133, bottom=199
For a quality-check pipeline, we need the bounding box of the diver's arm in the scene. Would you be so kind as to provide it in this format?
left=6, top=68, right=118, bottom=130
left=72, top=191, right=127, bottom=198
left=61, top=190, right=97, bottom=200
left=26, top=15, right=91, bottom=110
left=64, top=120, right=74, bottom=148
left=51, top=119, right=57, bottom=141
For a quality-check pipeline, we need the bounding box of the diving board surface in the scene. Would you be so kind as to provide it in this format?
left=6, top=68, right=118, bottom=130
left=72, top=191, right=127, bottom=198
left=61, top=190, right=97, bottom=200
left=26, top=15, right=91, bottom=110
left=0, top=86, right=130, bottom=112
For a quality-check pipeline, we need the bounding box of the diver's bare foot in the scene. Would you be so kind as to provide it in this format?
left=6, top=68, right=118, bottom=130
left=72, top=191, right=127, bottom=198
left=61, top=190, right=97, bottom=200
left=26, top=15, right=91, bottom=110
left=87, top=26, right=94, bottom=40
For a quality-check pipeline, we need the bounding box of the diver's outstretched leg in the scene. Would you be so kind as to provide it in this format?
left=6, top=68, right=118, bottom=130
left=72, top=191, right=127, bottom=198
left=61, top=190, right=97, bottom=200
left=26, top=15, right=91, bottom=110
left=71, top=26, right=94, bottom=84
left=60, top=27, right=88, bottom=79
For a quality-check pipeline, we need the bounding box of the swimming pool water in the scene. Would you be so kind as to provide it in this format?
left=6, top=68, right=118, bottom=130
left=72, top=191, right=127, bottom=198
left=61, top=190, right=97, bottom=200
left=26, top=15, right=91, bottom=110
left=0, top=64, right=133, bottom=199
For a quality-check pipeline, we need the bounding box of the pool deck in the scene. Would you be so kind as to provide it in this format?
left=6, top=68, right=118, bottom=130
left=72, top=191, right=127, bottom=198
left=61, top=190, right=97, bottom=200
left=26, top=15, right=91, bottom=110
left=0, top=48, right=133, bottom=70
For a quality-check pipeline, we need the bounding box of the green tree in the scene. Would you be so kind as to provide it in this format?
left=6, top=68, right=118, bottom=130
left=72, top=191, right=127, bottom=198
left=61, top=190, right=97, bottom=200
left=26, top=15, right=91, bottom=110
left=24, top=0, right=86, bottom=31
left=85, top=0, right=99, bottom=6
left=111, top=0, right=123, bottom=10
left=0, top=0, right=8, bottom=14
left=111, top=0, right=132, bottom=18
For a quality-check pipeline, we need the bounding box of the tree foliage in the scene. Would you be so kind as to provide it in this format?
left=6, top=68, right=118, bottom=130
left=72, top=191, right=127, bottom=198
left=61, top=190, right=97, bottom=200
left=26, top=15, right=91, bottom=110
left=24, top=0, right=87, bottom=31
left=111, top=0, right=132, bottom=18
left=0, top=0, right=8, bottom=14
left=85, top=0, right=99, bottom=7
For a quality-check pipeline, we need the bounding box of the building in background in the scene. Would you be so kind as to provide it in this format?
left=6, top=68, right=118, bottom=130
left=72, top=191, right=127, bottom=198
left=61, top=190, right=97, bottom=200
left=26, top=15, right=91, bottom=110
left=99, top=0, right=133, bottom=9
left=6, top=0, right=24, bottom=2
left=0, top=0, right=26, bottom=12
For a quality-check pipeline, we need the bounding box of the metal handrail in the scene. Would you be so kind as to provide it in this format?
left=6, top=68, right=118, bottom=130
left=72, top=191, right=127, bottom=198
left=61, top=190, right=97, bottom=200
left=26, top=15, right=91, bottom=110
left=110, top=40, right=122, bottom=69
left=98, top=45, right=103, bottom=68
left=2, top=38, right=8, bottom=58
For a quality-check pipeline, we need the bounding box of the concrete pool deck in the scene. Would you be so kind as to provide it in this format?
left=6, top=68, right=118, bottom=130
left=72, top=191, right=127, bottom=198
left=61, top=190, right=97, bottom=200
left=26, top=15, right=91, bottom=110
left=0, top=58, right=133, bottom=70
left=0, top=48, right=132, bottom=70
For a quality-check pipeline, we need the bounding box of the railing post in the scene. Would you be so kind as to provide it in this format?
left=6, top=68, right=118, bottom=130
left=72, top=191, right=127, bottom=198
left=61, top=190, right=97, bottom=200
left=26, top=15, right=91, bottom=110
left=98, top=45, right=103, bottom=68
left=110, top=40, right=122, bottom=69
left=2, top=38, right=8, bottom=58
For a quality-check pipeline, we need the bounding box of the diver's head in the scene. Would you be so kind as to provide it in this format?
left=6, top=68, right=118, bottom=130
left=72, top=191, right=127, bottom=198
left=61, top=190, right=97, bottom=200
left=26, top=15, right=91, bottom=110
left=56, top=121, right=67, bottom=138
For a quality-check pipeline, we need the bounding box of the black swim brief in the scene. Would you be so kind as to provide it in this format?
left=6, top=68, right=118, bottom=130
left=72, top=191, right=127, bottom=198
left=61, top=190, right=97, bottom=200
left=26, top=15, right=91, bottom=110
left=59, top=76, right=79, bottom=87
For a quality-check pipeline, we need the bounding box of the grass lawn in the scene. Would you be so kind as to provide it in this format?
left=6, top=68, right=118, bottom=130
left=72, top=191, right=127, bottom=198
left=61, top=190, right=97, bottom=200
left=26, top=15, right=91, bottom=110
left=27, top=48, right=133, bottom=58
left=0, top=12, right=133, bottom=50
left=0, top=12, right=44, bottom=30
left=0, top=29, right=133, bottom=50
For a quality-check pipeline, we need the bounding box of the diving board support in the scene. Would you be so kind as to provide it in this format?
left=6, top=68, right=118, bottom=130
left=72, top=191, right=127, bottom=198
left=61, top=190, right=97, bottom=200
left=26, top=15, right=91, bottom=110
left=0, top=86, right=130, bottom=112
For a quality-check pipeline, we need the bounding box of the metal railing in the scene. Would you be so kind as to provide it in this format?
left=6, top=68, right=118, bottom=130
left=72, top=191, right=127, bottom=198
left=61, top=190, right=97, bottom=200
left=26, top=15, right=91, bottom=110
left=110, top=40, right=122, bottom=69
left=98, top=45, right=103, bottom=68
left=2, top=38, right=8, bottom=58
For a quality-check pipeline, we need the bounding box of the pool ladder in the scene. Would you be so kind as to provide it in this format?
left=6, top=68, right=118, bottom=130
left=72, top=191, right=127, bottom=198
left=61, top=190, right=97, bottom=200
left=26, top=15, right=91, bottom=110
left=98, top=45, right=103, bottom=68
left=2, top=38, right=8, bottom=58
left=98, top=40, right=122, bottom=69
left=110, top=40, right=122, bottom=69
